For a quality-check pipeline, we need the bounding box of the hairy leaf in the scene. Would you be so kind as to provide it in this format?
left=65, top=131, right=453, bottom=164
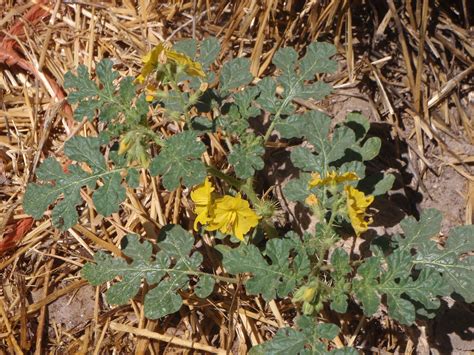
left=351, top=210, right=472, bottom=324
left=228, top=143, right=265, bottom=179
left=398, top=211, right=474, bottom=303
left=173, top=38, right=197, bottom=58
left=24, top=136, right=128, bottom=230
left=64, top=59, right=142, bottom=123
left=282, top=173, right=312, bottom=203
left=290, top=146, right=322, bottom=172
left=250, top=316, right=344, bottom=355
left=150, top=131, right=206, bottom=190
left=199, top=37, right=220, bottom=69
left=82, top=225, right=213, bottom=319
left=219, top=57, right=253, bottom=92
left=256, top=77, right=289, bottom=115
left=269, top=42, right=336, bottom=109
left=216, top=234, right=310, bottom=300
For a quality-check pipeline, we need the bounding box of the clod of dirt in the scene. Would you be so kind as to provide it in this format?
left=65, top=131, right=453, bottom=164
left=31, top=285, right=95, bottom=336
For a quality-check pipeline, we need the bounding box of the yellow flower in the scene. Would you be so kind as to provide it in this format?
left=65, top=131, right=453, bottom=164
left=206, top=194, right=260, bottom=240
left=309, top=171, right=359, bottom=188
left=118, top=137, right=131, bottom=155
left=145, top=84, right=157, bottom=102
left=345, top=185, right=374, bottom=236
left=137, top=43, right=205, bottom=84
left=191, top=177, right=215, bottom=231
left=305, top=193, right=319, bottom=206
left=308, top=172, right=323, bottom=188
left=165, top=50, right=206, bottom=78
left=136, top=44, right=165, bottom=84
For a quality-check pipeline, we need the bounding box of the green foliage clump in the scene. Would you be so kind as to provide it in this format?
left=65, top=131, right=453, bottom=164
left=24, top=37, right=474, bottom=353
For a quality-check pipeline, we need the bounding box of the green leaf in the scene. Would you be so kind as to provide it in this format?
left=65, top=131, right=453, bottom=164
left=150, top=131, right=206, bottom=190
left=358, top=137, right=381, bottom=161
left=74, top=99, right=101, bottom=121
left=228, top=143, right=265, bottom=179
left=330, top=286, right=349, bottom=313
left=299, top=42, right=337, bottom=78
left=290, top=146, right=322, bottom=172
left=99, top=103, right=120, bottom=122
left=199, top=37, right=220, bottom=69
left=275, top=114, right=306, bottom=139
left=96, top=59, right=119, bottom=95
left=331, top=348, right=359, bottom=355
left=195, top=275, right=215, bottom=298
left=325, top=126, right=357, bottom=163
left=250, top=316, right=342, bottom=355
left=126, top=168, right=140, bottom=189
left=336, top=162, right=365, bottom=182
left=217, top=236, right=309, bottom=300
left=82, top=251, right=128, bottom=285
left=64, top=59, right=140, bottom=123
left=23, top=136, right=129, bottom=230
left=93, top=173, right=126, bottom=216
left=273, top=47, right=298, bottom=74
left=160, top=91, right=190, bottom=114
left=219, top=86, right=260, bottom=135
left=119, top=77, right=136, bottom=104
left=82, top=225, right=212, bottom=319
left=232, top=86, right=261, bottom=119
left=35, top=157, right=64, bottom=181
left=282, top=173, right=312, bottom=203
left=265, top=42, right=335, bottom=115
left=352, top=256, right=382, bottom=316
left=412, top=223, right=474, bottom=303
left=359, top=173, right=395, bottom=196
left=397, top=209, right=443, bottom=251
left=64, top=65, right=98, bottom=102
left=331, top=248, right=351, bottom=276
left=173, top=38, right=197, bottom=58
left=345, top=112, right=370, bottom=140
left=296, top=82, right=332, bottom=100
left=256, top=77, right=288, bottom=115
left=352, top=217, right=466, bottom=326
left=219, top=57, right=253, bottom=92
left=250, top=328, right=307, bottom=355
left=64, top=136, right=106, bottom=173
left=145, top=279, right=185, bottom=319
left=276, top=111, right=333, bottom=160
left=329, top=249, right=351, bottom=313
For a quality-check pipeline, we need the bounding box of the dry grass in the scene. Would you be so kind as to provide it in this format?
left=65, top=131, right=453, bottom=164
left=0, top=0, right=472, bottom=353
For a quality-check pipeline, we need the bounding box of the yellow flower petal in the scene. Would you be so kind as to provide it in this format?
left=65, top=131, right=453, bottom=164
left=335, top=172, right=359, bottom=184
left=309, top=172, right=323, bottom=188
left=191, top=177, right=215, bottom=231
left=345, top=185, right=374, bottom=236
left=137, top=43, right=206, bottom=83
left=308, top=171, right=359, bottom=189
left=165, top=50, right=206, bottom=77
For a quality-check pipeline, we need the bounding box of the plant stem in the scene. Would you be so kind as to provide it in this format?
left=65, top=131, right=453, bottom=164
left=262, top=85, right=295, bottom=142
left=206, top=165, right=243, bottom=190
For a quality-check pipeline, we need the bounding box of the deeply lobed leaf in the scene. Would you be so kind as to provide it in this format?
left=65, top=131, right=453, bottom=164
left=82, top=225, right=214, bottom=319
left=149, top=131, right=206, bottom=190
left=24, top=136, right=129, bottom=230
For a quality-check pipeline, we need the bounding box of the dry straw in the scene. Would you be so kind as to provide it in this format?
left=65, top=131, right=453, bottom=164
left=0, top=0, right=472, bottom=353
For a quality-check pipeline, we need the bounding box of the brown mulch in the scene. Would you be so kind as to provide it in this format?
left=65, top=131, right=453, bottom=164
left=0, top=0, right=472, bottom=353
